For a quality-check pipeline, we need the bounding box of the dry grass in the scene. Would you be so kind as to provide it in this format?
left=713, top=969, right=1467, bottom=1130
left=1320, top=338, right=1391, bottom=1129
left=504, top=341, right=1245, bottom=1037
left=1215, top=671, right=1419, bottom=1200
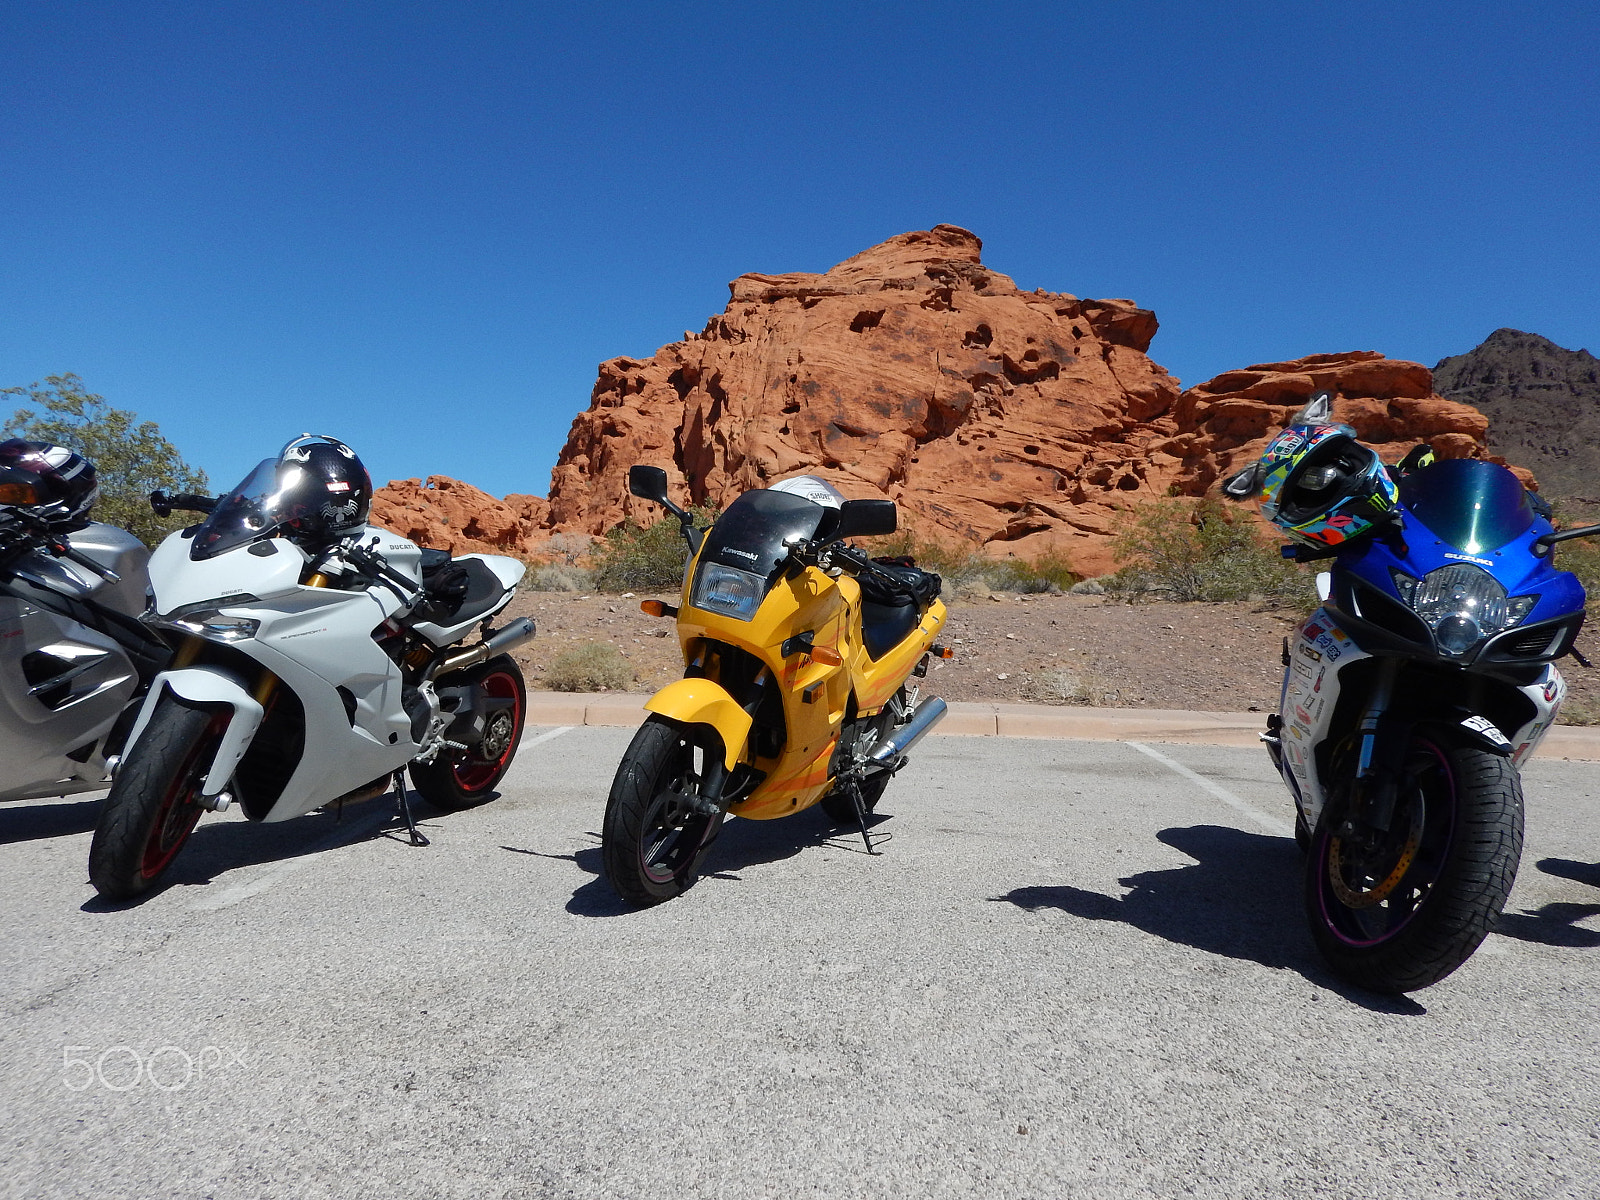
left=544, top=642, right=633, bottom=692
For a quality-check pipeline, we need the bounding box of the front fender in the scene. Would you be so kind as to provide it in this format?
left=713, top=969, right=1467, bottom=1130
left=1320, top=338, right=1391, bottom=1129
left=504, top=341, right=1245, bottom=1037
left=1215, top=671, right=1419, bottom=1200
left=644, top=678, right=751, bottom=771
left=126, top=668, right=265, bottom=796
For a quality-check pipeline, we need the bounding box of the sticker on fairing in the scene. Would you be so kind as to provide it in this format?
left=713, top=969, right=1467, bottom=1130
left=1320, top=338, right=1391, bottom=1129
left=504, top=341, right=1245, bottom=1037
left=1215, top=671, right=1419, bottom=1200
left=1299, top=645, right=1322, bottom=663
left=1460, top=714, right=1511, bottom=748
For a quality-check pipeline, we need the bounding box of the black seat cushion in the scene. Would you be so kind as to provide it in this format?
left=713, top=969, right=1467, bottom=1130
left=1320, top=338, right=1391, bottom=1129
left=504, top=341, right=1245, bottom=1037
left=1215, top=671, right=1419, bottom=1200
left=862, top=600, right=921, bottom=660
left=416, top=555, right=505, bottom=625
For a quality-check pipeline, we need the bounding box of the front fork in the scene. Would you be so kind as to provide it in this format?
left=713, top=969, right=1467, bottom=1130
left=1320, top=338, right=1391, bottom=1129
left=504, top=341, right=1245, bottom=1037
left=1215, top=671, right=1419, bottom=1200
left=1345, top=657, right=1403, bottom=837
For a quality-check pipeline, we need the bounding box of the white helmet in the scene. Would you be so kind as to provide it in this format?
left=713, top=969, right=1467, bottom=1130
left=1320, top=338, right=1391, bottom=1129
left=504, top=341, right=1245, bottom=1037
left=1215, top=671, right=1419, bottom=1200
left=768, top=475, right=844, bottom=509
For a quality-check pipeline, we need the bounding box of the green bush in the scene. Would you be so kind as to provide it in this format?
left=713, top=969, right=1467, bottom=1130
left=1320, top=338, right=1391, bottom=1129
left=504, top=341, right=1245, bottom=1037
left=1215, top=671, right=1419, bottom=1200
left=543, top=642, right=633, bottom=692
left=985, top=550, right=1081, bottom=594
left=4, top=373, right=208, bottom=546
left=1107, top=495, right=1312, bottom=606
left=591, top=503, right=718, bottom=593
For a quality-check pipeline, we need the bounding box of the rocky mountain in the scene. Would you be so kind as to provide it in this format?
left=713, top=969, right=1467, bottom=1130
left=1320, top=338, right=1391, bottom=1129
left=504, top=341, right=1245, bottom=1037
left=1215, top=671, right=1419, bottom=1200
left=1433, top=329, right=1600, bottom=506
left=373, top=227, right=1518, bottom=574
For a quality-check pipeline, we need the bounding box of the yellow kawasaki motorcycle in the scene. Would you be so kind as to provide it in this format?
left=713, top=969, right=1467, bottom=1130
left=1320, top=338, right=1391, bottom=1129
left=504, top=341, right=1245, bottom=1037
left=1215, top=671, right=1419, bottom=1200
left=602, top=468, right=951, bottom=907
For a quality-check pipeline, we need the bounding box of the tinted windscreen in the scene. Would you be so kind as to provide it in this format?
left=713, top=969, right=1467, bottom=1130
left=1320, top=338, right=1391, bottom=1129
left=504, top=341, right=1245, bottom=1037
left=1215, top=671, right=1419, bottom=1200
left=190, top=459, right=282, bottom=560
left=700, top=489, right=830, bottom=583
left=1398, top=459, right=1536, bottom=553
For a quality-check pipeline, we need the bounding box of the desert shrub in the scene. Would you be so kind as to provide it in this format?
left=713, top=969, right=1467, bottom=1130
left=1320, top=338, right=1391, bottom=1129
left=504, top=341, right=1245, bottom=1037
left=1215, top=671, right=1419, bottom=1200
left=526, top=562, right=595, bottom=592
left=1107, top=495, right=1313, bottom=606
left=544, top=642, right=632, bottom=692
left=985, top=550, right=1081, bottom=595
left=1024, top=667, right=1103, bottom=706
left=592, top=504, right=718, bottom=593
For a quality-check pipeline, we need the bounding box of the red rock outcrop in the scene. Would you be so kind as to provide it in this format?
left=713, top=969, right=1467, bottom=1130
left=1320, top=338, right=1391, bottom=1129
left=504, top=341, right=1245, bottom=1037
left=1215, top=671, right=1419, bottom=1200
left=371, top=476, right=550, bottom=557
left=544, top=227, right=1511, bottom=575
left=1159, top=350, right=1524, bottom=499
left=372, top=228, right=1522, bottom=577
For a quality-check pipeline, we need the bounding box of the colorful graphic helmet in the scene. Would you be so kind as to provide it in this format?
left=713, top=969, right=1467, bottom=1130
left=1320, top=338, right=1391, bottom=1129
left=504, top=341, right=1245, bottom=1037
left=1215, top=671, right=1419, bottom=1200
left=1257, top=423, right=1398, bottom=548
left=0, top=439, right=100, bottom=529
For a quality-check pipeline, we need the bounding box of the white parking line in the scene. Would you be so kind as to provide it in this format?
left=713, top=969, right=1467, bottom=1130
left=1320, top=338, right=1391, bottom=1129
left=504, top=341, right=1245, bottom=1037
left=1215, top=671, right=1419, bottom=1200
left=521, top=726, right=574, bottom=750
left=1126, top=740, right=1294, bottom=837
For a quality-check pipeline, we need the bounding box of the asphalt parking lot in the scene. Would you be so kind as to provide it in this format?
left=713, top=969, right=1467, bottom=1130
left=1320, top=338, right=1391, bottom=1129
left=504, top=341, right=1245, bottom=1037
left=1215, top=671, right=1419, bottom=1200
left=3, top=727, right=1599, bottom=1199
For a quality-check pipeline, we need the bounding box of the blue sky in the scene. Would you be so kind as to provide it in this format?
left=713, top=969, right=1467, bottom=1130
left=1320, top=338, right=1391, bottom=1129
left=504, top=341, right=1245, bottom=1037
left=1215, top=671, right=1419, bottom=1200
left=3, top=1, right=1596, bottom=499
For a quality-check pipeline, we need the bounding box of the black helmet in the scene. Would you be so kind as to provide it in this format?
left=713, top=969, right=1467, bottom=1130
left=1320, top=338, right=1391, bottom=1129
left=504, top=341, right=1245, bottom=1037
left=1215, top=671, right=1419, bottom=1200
left=190, top=434, right=372, bottom=559
left=0, top=439, right=99, bottom=529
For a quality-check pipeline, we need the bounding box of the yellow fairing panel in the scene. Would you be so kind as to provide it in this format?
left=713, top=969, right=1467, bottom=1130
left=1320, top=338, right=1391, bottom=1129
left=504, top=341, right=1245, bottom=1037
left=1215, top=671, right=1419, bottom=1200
left=643, top=678, right=752, bottom=771
left=854, top=599, right=947, bottom=714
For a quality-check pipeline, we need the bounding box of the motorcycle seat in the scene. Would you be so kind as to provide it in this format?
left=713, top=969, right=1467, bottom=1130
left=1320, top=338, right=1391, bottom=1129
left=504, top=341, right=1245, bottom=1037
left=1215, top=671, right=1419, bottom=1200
left=416, top=554, right=508, bottom=624
left=861, top=600, right=921, bottom=660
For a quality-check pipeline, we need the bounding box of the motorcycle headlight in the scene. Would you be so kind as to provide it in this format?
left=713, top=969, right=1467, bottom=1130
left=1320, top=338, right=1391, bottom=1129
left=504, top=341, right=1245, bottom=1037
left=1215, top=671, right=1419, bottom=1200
left=690, top=562, right=765, bottom=622
left=157, top=602, right=261, bottom=642
left=1391, top=565, right=1537, bottom=656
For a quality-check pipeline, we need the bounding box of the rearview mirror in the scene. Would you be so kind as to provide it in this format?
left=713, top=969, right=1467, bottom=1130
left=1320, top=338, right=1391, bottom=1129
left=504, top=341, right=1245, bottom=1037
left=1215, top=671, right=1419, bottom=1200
left=835, top=499, right=897, bottom=539
left=628, top=465, right=670, bottom=504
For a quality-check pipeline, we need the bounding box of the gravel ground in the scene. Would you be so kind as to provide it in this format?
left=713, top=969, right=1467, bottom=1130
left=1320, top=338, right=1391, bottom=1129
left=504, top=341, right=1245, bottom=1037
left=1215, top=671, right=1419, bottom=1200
left=498, top=590, right=1600, bottom=720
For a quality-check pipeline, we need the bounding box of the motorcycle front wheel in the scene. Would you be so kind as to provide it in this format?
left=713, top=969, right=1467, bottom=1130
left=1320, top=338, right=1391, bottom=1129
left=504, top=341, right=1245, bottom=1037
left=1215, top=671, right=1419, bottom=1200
left=602, top=716, right=722, bottom=908
left=1306, top=732, right=1523, bottom=993
left=89, top=698, right=222, bottom=901
left=408, top=655, right=527, bottom=810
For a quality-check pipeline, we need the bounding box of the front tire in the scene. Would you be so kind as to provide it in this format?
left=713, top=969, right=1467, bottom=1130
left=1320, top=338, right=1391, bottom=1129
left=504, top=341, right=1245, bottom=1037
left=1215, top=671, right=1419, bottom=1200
left=89, top=699, right=222, bottom=901
left=408, top=655, right=526, bottom=810
left=1305, top=732, right=1523, bottom=993
left=602, top=717, right=722, bottom=908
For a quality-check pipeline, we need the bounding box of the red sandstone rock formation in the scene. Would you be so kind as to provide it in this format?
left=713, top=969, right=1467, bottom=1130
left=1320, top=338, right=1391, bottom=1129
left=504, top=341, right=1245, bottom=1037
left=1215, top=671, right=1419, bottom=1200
left=371, top=228, right=1521, bottom=577
left=371, top=476, right=550, bottom=557
left=542, top=226, right=1509, bottom=575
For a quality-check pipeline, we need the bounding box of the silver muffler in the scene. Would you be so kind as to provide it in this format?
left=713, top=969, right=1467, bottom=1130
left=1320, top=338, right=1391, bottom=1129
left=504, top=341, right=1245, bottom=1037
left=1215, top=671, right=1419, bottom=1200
left=440, top=617, right=537, bottom=674
left=866, top=696, right=948, bottom=770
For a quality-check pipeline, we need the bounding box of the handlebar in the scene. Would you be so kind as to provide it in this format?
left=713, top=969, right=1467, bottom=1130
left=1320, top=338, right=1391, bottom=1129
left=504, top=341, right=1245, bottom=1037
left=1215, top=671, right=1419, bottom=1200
left=339, top=537, right=420, bottom=605
left=51, top=541, right=121, bottom=584
left=149, top=490, right=217, bottom=518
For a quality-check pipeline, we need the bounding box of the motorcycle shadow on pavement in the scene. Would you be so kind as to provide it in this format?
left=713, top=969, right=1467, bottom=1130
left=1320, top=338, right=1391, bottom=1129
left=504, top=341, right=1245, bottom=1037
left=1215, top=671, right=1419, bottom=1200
left=0, top=796, right=103, bottom=845
left=79, top=790, right=477, bottom=910
left=991, top=824, right=1426, bottom=1014
left=1491, top=857, right=1600, bottom=949
left=540, top=809, right=895, bottom=918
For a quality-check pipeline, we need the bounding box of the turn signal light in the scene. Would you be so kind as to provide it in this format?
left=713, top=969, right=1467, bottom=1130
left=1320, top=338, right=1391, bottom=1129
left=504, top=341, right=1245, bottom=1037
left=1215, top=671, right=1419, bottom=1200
left=810, top=646, right=843, bottom=667
left=931, top=644, right=954, bottom=659
left=0, top=482, right=39, bottom=504
left=640, top=600, right=679, bottom=618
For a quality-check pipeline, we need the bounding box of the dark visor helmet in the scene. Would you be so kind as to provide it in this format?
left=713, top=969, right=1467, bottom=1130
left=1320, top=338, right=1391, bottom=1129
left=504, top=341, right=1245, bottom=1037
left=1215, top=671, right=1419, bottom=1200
left=0, top=439, right=99, bottom=529
left=190, top=434, right=372, bottom=560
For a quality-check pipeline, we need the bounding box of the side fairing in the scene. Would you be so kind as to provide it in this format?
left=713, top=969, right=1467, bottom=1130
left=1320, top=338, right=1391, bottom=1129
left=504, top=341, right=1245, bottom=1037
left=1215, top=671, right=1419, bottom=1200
left=1276, top=607, right=1371, bottom=828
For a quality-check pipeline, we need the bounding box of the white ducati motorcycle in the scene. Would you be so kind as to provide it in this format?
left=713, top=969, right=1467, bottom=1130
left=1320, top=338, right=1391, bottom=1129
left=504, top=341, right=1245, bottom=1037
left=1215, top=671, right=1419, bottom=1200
left=89, top=435, right=535, bottom=900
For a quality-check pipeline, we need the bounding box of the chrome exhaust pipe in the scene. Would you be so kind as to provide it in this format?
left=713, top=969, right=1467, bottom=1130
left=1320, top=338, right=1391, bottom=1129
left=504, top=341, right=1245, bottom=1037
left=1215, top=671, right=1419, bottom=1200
left=866, top=696, right=948, bottom=770
left=440, top=616, right=537, bottom=674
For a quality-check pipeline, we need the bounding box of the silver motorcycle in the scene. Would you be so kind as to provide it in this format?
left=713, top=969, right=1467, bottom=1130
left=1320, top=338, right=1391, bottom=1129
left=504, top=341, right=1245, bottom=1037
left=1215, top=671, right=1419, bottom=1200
left=0, top=443, right=168, bottom=804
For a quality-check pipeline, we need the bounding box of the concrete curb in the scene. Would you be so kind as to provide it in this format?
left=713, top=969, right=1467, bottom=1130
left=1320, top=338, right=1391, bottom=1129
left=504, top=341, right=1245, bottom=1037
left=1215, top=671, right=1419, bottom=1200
left=522, top=691, right=1600, bottom=762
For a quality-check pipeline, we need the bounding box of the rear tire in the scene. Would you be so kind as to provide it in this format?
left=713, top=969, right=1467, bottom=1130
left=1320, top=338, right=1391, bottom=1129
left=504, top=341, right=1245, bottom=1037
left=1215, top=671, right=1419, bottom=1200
left=1305, top=732, right=1523, bottom=993
left=89, top=699, right=220, bottom=901
left=602, top=717, right=722, bottom=908
left=408, top=655, right=526, bottom=810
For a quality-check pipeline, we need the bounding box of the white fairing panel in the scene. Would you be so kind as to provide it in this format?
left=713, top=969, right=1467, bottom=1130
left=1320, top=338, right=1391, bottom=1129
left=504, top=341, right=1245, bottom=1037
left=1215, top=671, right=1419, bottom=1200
left=147, top=531, right=308, bottom=613
left=1509, top=665, right=1565, bottom=767
left=1275, top=607, right=1371, bottom=830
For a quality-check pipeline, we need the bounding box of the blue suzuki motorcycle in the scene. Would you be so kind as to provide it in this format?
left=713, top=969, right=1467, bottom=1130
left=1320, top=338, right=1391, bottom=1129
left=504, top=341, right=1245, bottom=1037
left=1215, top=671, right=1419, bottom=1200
left=1226, top=393, right=1597, bottom=992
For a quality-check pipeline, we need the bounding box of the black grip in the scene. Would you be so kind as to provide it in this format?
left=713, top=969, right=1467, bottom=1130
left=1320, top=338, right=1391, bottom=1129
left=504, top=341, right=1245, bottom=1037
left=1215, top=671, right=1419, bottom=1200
left=150, top=490, right=217, bottom=517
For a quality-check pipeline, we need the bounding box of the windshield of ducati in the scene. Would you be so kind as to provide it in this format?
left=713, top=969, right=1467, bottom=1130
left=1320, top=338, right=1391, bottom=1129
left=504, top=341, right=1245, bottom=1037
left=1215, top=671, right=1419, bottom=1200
left=189, top=458, right=297, bottom=560
left=688, top=490, right=834, bottom=621
left=1398, top=459, right=1536, bottom=554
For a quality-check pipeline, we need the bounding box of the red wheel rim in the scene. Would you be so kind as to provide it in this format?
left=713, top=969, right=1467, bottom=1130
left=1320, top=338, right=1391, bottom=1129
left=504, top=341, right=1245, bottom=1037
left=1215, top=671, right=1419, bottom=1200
left=139, top=712, right=225, bottom=880
left=451, top=670, right=521, bottom=792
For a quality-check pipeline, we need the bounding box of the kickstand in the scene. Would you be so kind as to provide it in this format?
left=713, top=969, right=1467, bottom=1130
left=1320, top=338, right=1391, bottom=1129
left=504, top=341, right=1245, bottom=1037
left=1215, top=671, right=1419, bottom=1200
left=848, top=779, right=882, bottom=856
left=393, top=768, right=430, bottom=847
